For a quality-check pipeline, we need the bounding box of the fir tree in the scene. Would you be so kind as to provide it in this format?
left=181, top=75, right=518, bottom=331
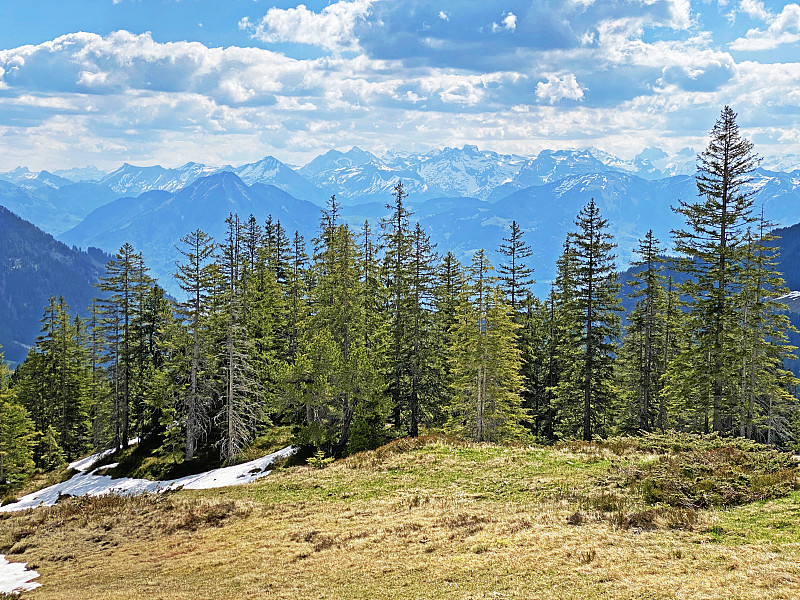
left=672, top=106, right=760, bottom=432
left=568, top=200, right=621, bottom=441
left=498, top=220, right=534, bottom=312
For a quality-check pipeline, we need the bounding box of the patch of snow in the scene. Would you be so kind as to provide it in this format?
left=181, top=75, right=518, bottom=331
left=67, top=438, right=140, bottom=473
left=0, top=445, right=295, bottom=513
left=0, top=555, right=40, bottom=594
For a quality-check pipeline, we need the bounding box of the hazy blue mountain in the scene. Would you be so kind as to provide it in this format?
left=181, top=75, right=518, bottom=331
left=0, top=205, right=108, bottom=365
left=414, top=167, right=800, bottom=294
left=0, top=180, right=121, bottom=236
left=60, top=172, right=322, bottom=296
left=52, top=165, right=107, bottom=182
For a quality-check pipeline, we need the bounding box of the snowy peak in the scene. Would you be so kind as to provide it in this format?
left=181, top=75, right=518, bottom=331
left=300, top=146, right=384, bottom=180
left=0, top=167, right=73, bottom=190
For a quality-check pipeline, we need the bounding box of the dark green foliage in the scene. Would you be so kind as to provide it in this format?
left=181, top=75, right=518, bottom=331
left=498, top=220, right=534, bottom=312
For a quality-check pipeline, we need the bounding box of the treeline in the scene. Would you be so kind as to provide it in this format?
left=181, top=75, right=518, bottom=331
left=1, top=106, right=799, bottom=487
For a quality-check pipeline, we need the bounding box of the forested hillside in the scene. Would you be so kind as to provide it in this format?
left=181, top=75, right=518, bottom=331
left=0, top=206, right=108, bottom=365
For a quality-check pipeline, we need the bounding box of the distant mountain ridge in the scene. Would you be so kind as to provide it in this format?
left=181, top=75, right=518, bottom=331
left=60, top=172, right=322, bottom=297
left=0, top=143, right=709, bottom=209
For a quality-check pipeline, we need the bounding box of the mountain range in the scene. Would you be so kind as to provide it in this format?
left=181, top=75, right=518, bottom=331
left=0, top=143, right=799, bottom=301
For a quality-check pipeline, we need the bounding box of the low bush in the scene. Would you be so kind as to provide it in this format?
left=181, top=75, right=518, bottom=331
left=627, top=443, right=799, bottom=509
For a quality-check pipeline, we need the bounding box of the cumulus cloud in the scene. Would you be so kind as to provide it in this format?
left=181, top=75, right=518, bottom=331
left=2, top=1, right=800, bottom=170
left=239, top=0, right=374, bottom=53
left=535, top=73, right=585, bottom=104
left=493, top=12, right=517, bottom=33
left=739, top=0, right=772, bottom=21
left=730, top=3, right=800, bottom=50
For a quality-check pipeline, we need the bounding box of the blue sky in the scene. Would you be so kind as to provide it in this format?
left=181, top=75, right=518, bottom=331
left=1, top=0, right=800, bottom=171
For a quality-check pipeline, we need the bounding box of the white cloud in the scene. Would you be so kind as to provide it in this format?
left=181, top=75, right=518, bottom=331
left=491, top=12, right=517, bottom=34
left=239, top=0, right=375, bottom=53
left=667, top=0, right=693, bottom=29
left=739, top=0, right=772, bottom=21
left=439, top=10, right=449, bottom=21
left=730, top=3, right=800, bottom=50
left=535, top=73, right=585, bottom=104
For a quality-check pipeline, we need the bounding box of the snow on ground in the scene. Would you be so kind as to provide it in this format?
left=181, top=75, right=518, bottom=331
left=0, top=444, right=295, bottom=513
left=0, top=555, right=40, bottom=595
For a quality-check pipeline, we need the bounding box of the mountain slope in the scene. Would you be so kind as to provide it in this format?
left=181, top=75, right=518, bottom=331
left=60, top=172, right=322, bottom=295
left=234, top=156, right=326, bottom=205
left=0, top=181, right=120, bottom=236
left=0, top=206, right=107, bottom=365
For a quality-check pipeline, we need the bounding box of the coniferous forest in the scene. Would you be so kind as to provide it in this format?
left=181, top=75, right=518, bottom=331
left=1, top=107, right=799, bottom=490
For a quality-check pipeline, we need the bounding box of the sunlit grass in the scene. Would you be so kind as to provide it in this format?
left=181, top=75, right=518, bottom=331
left=1, top=435, right=799, bottom=599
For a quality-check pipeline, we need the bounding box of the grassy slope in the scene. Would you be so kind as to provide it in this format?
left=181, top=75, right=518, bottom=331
left=1, top=437, right=799, bottom=600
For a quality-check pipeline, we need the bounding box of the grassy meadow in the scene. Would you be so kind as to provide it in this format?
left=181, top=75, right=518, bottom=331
left=1, top=434, right=799, bottom=599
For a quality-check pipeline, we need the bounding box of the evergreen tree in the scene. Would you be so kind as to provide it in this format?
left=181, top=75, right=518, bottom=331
left=672, top=106, right=761, bottom=432
left=405, top=222, right=441, bottom=436
left=617, top=231, right=667, bottom=432
left=287, top=231, right=310, bottom=361
left=550, top=240, right=584, bottom=439
left=433, top=252, right=464, bottom=425
left=518, top=293, right=553, bottom=439
left=447, top=250, right=528, bottom=442
left=498, top=221, right=534, bottom=312
left=215, top=214, right=261, bottom=462
left=567, top=200, right=621, bottom=441
left=96, top=244, right=150, bottom=448
left=287, top=199, right=387, bottom=454
left=0, top=349, right=36, bottom=486
left=380, top=181, right=414, bottom=431
left=735, top=213, right=798, bottom=442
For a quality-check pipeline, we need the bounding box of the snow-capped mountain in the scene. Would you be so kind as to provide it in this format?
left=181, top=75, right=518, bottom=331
left=298, top=147, right=436, bottom=204
left=0, top=167, right=73, bottom=191
left=233, top=155, right=326, bottom=204
left=98, top=162, right=222, bottom=196
left=412, top=145, right=525, bottom=200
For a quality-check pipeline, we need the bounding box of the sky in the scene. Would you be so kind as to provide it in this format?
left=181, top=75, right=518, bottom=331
left=1, top=0, right=800, bottom=171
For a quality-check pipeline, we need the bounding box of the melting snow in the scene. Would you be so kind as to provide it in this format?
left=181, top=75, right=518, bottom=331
left=0, top=555, right=40, bottom=595
left=0, top=444, right=295, bottom=514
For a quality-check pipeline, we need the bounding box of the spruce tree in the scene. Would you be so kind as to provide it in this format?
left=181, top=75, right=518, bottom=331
left=617, top=231, right=667, bottom=432
left=447, top=250, right=528, bottom=442
left=215, top=214, right=261, bottom=462
left=175, top=229, right=217, bottom=460
left=380, top=181, right=414, bottom=431
left=498, top=220, right=534, bottom=312
left=735, top=213, right=798, bottom=442
left=672, top=105, right=760, bottom=432
left=96, top=244, right=150, bottom=448
left=568, top=200, right=621, bottom=441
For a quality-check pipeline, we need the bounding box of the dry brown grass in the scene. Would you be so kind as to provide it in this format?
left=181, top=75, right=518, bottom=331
left=2, top=437, right=799, bottom=599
